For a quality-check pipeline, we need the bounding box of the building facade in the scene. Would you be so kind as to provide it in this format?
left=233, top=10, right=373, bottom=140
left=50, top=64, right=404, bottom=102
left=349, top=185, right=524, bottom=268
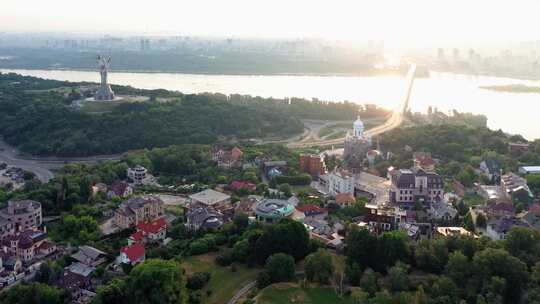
left=343, top=115, right=371, bottom=172
left=114, top=196, right=165, bottom=229
left=389, top=169, right=444, bottom=208
left=328, top=169, right=356, bottom=196
left=254, top=199, right=294, bottom=224
left=0, top=200, right=42, bottom=234
left=299, top=154, right=326, bottom=178
left=127, top=165, right=148, bottom=185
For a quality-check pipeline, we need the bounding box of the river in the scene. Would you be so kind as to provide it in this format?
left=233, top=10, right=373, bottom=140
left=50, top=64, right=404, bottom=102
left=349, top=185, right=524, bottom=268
left=2, top=68, right=540, bottom=140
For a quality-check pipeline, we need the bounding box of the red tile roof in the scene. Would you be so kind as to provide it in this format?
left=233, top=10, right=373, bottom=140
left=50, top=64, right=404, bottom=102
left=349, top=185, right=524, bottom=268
left=230, top=180, right=256, bottom=191
left=335, top=192, right=356, bottom=205
left=129, top=231, right=145, bottom=243
left=136, top=218, right=167, bottom=235
left=415, top=155, right=436, bottom=167
left=296, top=204, right=328, bottom=215
left=121, top=243, right=145, bottom=262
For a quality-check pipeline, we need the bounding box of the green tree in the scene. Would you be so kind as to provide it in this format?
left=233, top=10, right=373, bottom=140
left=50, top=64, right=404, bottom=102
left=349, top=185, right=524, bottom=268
left=375, top=231, right=411, bottom=272
left=388, top=262, right=410, bottom=292
left=265, top=253, right=295, bottom=283
left=79, top=175, right=92, bottom=202
left=278, top=183, right=292, bottom=197
left=472, top=248, right=528, bottom=301
left=476, top=212, right=487, bottom=228
left=359, top=268, right=379, bottom=296
left=0, top=283, right=69, bottom=304
left=351, top=289, right=369, bottom=304
left=254, top=219, right=309, bottom=264
left=345, top=228, right=377, bottom=271
left=445, top=251, right=470, bottom=286
left=126, top=259, right=187, bottom=304
left=93, top=279, right=128, bottom=304
left=304, top=249, right=334, bottom=284
left=463, top=212, right=475, bottom=232
left=414, top=239, right=449, bottom=274
left=504, top=226, right=540, bottom=266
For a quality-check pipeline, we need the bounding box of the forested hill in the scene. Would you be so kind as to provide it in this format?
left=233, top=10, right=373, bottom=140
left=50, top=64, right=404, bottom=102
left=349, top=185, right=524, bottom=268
left=0, top=72, right=389, bottom=156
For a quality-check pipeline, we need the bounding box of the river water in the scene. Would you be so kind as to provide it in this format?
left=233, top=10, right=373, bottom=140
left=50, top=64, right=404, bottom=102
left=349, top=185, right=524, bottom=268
left=2, top=68, right=539, bottom=140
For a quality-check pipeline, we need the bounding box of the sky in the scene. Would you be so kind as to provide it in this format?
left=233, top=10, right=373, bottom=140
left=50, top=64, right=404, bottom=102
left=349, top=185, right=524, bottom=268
left=2, top=0, right=540, bottom=42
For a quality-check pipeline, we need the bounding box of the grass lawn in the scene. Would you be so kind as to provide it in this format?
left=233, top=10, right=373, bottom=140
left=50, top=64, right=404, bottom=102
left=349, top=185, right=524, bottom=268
left=318, top=127, right=333, bottom=138
left=326, top=130, right=347, bottom=140
left=256, top=284, right=354, bottom=304
left=182, top=252, right=260, bottom=304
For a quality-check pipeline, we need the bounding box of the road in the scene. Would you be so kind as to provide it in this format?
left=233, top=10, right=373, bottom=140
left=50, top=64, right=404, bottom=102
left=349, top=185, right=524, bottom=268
left=287, top=64, right=417, bottom=149
left=0, top=140, right=121, bottom=183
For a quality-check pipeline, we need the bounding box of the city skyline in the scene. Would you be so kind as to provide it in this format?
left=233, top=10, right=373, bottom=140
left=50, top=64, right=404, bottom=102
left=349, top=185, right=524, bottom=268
left=2, top=0, right=540, bottom=44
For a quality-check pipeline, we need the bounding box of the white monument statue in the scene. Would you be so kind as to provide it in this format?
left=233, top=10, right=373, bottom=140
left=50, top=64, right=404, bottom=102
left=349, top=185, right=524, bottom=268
left=94, top=55, right=115, bottom=100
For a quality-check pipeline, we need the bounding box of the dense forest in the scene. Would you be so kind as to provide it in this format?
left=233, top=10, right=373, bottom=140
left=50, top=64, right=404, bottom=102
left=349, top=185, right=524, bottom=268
left=0, top=73, right=389, bottom=156
left=0, top=47, right=398, bottom=76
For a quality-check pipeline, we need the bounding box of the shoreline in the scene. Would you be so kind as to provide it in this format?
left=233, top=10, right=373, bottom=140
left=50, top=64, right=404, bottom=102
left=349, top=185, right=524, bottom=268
left=0, top=66, right=410, bottom=78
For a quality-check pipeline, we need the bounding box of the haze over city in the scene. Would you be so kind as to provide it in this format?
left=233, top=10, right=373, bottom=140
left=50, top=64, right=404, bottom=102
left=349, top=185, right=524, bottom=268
left=3, top=0, right=540, bottom=43
left=1, top=1, right=540, bottom=304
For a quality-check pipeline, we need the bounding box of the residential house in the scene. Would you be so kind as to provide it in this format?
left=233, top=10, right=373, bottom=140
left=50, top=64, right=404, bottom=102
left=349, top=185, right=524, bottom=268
left=476, top=185, right=505, bottom=203
left=0, top=218, right=14, bottom=240
left=189, top=189, right=231, bottom=210
left=389, top=168, right=444, bottom=208
left=296, top=204, right=328, bottom=220
left=518, top=166, right=540, bottom=175
left=485, top=202, right=515, bottom=219
left=517, top=204, right=540, bottom=231
left=2, top=229, right=56, bottom=263
left=127, top=165, right=149, bottom=185
left=334, top=192, right=356, bottom=207
left=114, top=195, right=165, bottom=229
left=92, top=183, right=108, bottom=196
left=211, top=146, right=243, bottom=169
left=128, top=218, right=167, bottom=245
left=479, top=159, right=501, bottom=184
left=299, top=154, right=326, bottom=178
left=229, top=180, right=257, bottom=192
left=509, top=143, right=530, bottom=155
left=263, top=161, right=288, bottom=179
left=452, top=180, right=466, bottom=198
left=67, top=262, right=96, bottom=278
left=184, top=206, right=223, bottom=232
left=0, top=200, right=42, bottom=234
left=398, top=222, right=421, bottom=241
left=486, top=218, right=523, bottom=241
left=328, top=169, right=355, bottom=196
left=57, top=270, right=93, bottom=302
left=119, top=243, right=145, bottom=265
left=364, top=204, right=401, bottom=233
left=501, top=172, right=534, bottom=201
left=413, top=152, right=436, bottom=171
left=428, top=201, right=458, bottom=222
left=71, top=245, right=107, bottom=267
left=254, top=199, right=294, bottom=224
left=435, top=227, right=475, bottom=238
left=303, top=218, right=343, bottom=249
left=107, top=181, right=133, bottom=199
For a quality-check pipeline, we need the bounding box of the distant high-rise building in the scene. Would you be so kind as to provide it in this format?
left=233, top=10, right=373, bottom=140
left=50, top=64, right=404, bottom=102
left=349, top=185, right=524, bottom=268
left=437, top=48, right=445, bottom=61
left=140, top=39, right=151, bottom=52
left=453, top=48, right=460, bottom=62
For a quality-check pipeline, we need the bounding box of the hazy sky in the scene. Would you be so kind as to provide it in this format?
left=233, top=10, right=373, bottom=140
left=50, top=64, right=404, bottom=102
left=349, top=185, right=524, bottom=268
left=2, top=0, right=539, bottom=42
